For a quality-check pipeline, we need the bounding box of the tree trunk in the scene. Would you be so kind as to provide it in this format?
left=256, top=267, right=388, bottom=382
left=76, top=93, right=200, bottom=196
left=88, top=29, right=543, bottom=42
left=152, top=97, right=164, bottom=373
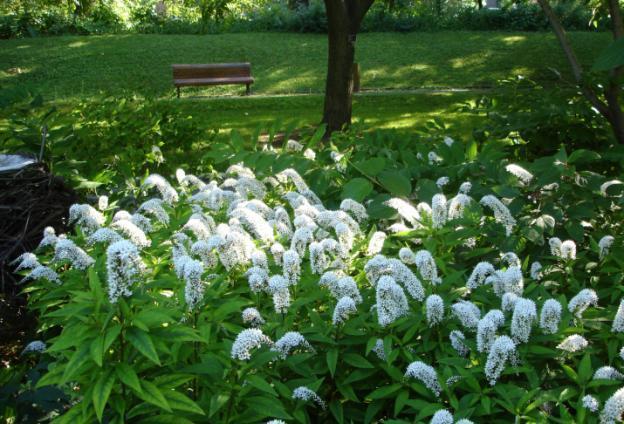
left=322, top=0, right=374, bottom=137
left=477, top=0, right=483, bottom=10
left=537, top=0, right=624, bottom=144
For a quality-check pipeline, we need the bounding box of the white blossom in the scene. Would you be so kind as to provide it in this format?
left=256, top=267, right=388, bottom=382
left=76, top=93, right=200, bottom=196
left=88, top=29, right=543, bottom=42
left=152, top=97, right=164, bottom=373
left=431, top=194, right=447, bottom=228
left=384, top=198, right=420, bottom=227
left=539, top=299, right=562, bottom=334
left=53, top=238, right=94, bottom=270
left=292, top=386, right=325, bottom=409
left=430, top=409, right=453, bottom=424
left=443, top=136, right=454, bottom=146
left=111, top=220, right=150, bottom=248
left=143, top=174, right=179, bottom=204
left=484, top=335, right=516, bottom=385
left=425, top=295, right=444, bottom=326
left=594, top=367, right=624, bottom=381
left=599, top=235, right=615, bottom=259
left=87, top=228, right=123, bottom=246
left=303, top=148, right=316, bottom=160
left=12, top=252, right=40, bottom=272
left=273, top=332, right=314, bottom=359
left=38, top=226, right=58, bottom=249
left=436, top=176, right=450, bottom=189
left=428, top=151, right=442, bottom=165
left=106, top=240, right=145, bottom=303
left=365, top=255, right=424, bottom=301
left=22, top=341, right=46, bottom=355
left=282, top=249, right=301, bottom=285
left=138, top=198, right=169, bottom=225
left=277, top=168, right=309, bottom=192
left=615, top=300, right=624, bottom=333
left=467, top=262, right=495, bottom=290
left=568, top=289, right=598, bottom=318
left=459, top=182, right=472, bottom=194
left=399, top=247, right=416, bottom=265
left=405, top=361, right=441, bottom=396
left=333, top=296, right=357, bottom=325
left=22, top=265, right=61, bottom=284
left=414, top=250, right=441, bottom=285
left=68, top=204, right=105, bottom=234
left=270, top=243, right=285, bottom=266
left=366, top=231, right=387, bottom=256
left=97, top=195, right=109, bottom=211
left=231, top=329, right=273, bottom=360
left=268, top=275, right=290, bottom=313
left=450, top=330, right=469, bottom=357
left=447, top=193, right=472, bottom=220
left=340, top=199, right=368, bottom=222
left=480, top=195, right=516, bottom=236
left=511, top=298, right=537, bottom=343
left=557, top=334, right=588, bottom=353
left=242, top=307, right=265, bottom=327
left=372, top=338, right=386, bottom=361
left=285, top=139, right=304, bottom=152
left=601, top=387, right=624, bottom=423
left=451, top=301, right=481, bottom=330
left=182, top=259, right=205, bottom=310
left=477, top=310, right=504, bottom=353
left=505, top=164, right=534, bottom=185
left=290, top=227, right=314, bottom=257
left=530, top=261, right=543, bottom=280
left=560, top=240, right=577, bottom=260
left=190, top=240, right=219, bottom=269
left=502, top=292, right=520, bottom=313
left=583, top=395, right=600, bottom=413
left=376, top=276, right=409, bottom=327
left=549, top=237, right=562, bottom=256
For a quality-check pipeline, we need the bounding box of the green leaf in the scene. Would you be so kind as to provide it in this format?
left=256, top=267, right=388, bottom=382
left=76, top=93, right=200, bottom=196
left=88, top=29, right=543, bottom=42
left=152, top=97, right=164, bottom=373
left=92, top=370, right=116, bottom=422
left=394, top=390, right=409, bottom=416
left=341, top=178, right=373, bottom=202
left=578, top=353, right=592, bottom=385
left=378, top=170, right=411, bottom=196
left=90, top=334, right=105, bottom=367
left=162, top=390, right=205, bottom=415
left=115, top=363, right=142, bottom=393
left=592, top=37, right=624, bottom=71
left=568, top=149, right=601, bottom=165
left=354, top=157, right=386, bottom=177
left=327, top=349, right=338, bottom=377
left=246, top=375, right=278, bottom=396
left=343, top=353, right=374, bottom=369
left=245, top=396, right=292, bottom=420
left=367, top=383, right=402, bottom=400
left=135, top=380, right=171, bottom=412
left=126, top=328, right=160, bottom=365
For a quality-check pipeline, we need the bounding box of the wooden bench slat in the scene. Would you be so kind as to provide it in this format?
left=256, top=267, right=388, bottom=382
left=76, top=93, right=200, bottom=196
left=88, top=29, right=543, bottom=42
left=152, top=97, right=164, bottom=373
left=174, top=77, right=254, bottom=87
left=172, top=63, right=254, bottom=97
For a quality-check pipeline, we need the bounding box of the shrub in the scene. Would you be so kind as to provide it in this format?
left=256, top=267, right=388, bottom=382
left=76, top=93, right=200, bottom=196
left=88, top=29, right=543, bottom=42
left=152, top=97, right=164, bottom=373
left=14, top=129, right=624, bottom=422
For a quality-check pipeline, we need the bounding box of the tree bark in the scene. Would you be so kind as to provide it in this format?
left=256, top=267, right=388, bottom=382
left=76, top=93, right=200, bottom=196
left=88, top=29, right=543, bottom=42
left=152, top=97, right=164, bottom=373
left=322, top=0, right=374, bottom=137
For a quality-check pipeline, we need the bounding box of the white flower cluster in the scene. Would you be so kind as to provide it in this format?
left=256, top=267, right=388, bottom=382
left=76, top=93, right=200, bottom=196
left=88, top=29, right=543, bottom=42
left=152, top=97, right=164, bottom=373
left=599, top=235, right=615, bottom=259
left=505, top=164, right=534, bottom=185
left=539, top=299, right=562, bottom=334
left=549, top=237, right=577, bottom=260
left=272, top=332, right=314, bottom=359
left=600, top=387, right=624, bottom=424
left=556, top=334, right=588, bottom=353
left=426, top=295, right=444, bottom=327
left=231, top=329, right=273, bottom=360
left=333, top=296, right=357, bottom=325
left=583, top=395, right=600, bottom=413
left=480, top=195, right=516, bottom=236
left=568, top=289, right=598, bottom=318
left=106, top=240, right=146, bottom=303
left=53, top=238, right=95, bottom=270
left=511, top=298, right=537, bottom=343
left=484, top=335, right=516, bottom=385
left=22, top=340, right=46, bottom=355
left=477, top=310, right=505, bottom=353
left=405, top=361, right=441, bottom=396
left=68, top=203, right=105, bottom=234
left=242, top=307, right=265, bottom=327
left=292, top=386, right=325, bottom=409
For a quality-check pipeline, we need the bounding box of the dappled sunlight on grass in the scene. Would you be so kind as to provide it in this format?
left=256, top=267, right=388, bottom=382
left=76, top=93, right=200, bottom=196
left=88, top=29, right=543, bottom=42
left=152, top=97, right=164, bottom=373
left=0, top=32, right=609, bottom=100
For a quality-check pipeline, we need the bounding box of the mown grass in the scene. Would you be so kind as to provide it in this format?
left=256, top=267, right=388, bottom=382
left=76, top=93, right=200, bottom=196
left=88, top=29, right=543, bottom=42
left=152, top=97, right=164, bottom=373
left=0, top=31, right=609, bottom=101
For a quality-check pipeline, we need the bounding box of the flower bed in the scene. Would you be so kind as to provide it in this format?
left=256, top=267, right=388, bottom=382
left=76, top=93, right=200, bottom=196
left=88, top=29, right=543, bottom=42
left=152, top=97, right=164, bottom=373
left=14, top=137, right=624, bottom=423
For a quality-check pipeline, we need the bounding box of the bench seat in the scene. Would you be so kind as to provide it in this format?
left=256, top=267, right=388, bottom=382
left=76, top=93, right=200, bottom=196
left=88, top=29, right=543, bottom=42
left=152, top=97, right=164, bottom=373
left=172, top=63, right=254, bottom=97
left=174, top=77, right=254, bottom=87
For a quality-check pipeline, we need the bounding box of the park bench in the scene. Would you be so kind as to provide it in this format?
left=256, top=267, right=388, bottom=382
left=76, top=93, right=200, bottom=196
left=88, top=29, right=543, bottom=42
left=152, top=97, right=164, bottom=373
left=172, top=63, right=254, bottom=98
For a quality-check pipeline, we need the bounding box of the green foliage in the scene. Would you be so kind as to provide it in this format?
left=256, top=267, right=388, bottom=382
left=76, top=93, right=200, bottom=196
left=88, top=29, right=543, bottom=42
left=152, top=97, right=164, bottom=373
left=16, top=124, right=624, bottom=422
left=463, top=77, right=618, bottom=157
left=0, top=94, right=212, bottom=196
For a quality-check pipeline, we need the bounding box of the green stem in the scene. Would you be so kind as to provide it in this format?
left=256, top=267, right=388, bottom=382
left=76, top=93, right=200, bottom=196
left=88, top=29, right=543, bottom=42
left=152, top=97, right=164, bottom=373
left=193, top=310, right=199, bottom=400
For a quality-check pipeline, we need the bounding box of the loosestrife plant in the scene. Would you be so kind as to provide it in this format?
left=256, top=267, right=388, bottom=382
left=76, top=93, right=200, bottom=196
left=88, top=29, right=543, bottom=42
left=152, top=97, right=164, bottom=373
left=16, top=135, right=624, bottom=423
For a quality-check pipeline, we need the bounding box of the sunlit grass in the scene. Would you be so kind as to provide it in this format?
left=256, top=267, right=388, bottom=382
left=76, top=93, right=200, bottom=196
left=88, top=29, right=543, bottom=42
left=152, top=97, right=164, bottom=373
left=0, top=31, right=608, bottom=101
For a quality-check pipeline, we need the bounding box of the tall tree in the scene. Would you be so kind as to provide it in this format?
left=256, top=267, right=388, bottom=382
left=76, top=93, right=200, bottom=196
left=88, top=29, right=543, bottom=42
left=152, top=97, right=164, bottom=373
left=322, top=0, right=375, bottom=136
left=536, top=0, right=624, bottom=144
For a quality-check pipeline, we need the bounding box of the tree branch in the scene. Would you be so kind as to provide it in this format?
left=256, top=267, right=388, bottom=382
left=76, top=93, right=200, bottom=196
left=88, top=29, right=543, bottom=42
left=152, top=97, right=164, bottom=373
left=536, top=0, right=610, bottom=117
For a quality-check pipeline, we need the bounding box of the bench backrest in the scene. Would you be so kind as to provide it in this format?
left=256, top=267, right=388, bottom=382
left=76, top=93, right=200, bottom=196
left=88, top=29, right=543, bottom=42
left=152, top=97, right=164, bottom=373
left=172, top=63, right=252, bottom=80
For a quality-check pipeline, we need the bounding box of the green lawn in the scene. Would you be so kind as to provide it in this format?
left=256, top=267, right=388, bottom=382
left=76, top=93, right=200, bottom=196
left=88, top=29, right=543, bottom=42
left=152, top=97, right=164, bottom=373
left=0, top=31, right=609, bottom=101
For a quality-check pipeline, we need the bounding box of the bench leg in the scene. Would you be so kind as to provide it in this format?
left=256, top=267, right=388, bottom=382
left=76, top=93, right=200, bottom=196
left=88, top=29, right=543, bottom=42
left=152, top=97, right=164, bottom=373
left=176, top=87, right=180, bottom=98
left=246, top=84, right=250, bottom=96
